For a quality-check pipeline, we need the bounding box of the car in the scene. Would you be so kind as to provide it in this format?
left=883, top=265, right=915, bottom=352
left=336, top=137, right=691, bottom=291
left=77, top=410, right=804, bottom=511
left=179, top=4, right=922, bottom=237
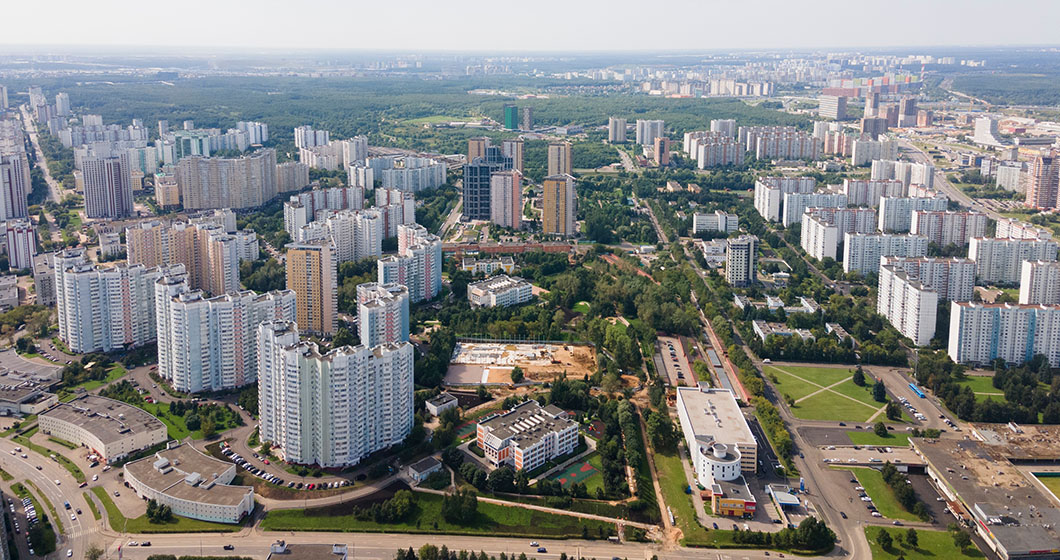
left=92, top=475, right=98, bottom=481
left=224, top=545, right=235, bottom=551
left=71, top=514, right=76, bottom=520
left=892, top=521, right=903, bottom=526
left=712, top=522, right=718, bottom=529
left=840, top=511, right=847, bottom=519
left=127, top=542, right=139, bottom=547
left=142, top=542, right=151, bottom=547
left=54, top=480, right=60, bottom=485
left=20, top=453, right=27, bottom=458
left=838, top=422, right=846, bottom=426
left=855, top=486, right=864, bottom=490
left=536, top=549, right=546, bottom=554
left=76, top=509, right=81, bottom=515
left=871, top=511, right=882, bottom=518
left=114, top=491, right=120, bottom=497
left=78, top=482, right=87, bottom=488
left=530, top=542, right=538, bottom=547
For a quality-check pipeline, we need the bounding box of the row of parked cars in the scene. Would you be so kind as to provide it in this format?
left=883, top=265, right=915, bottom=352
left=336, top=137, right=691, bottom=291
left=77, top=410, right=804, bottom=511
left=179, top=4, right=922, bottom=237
left=220, top=443, right=351, bottom=490
left=665, top=341, right=685, bottom=380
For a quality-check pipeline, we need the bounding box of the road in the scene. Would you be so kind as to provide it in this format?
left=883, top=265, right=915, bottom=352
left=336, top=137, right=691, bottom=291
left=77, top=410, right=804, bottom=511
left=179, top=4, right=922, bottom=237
left=615, top=146, right=637, bottom=172
left=438, top=184, right=464, bottom=238
left=20, top=105, right=63, bottom=204
left=635, top=195, right=669, bottom=244
left=896, top=139, right=1001, bottom=220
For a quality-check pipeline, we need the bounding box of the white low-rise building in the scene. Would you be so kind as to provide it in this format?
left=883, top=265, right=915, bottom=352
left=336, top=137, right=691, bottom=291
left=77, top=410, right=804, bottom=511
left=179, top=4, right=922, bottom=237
left=39, top=395, right=168, bottom=463
left=675, top=385, right=757, bottom=483
left=124, top=443, right=254, bottom=524
left=476, top=400, right=578, bottom=472
left=467, top=275, right=533, bottom=308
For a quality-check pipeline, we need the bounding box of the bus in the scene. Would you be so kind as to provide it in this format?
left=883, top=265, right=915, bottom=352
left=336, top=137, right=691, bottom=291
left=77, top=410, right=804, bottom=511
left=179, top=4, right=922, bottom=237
left=909, top=383, right=926, bottom=398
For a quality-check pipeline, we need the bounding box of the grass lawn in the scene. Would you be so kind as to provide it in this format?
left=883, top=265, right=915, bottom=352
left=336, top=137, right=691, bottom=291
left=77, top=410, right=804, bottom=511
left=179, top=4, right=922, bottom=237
left=846, top=431, right=912, bottom=446
left=48, top=436, right=79, bottom=450
left=585, top=453, right=605, bottom=494
left=90, top=486, right=239, bottom=533
left=58, top=365, right=127, bottom=401
left=831, top=379, right=887, bottom=408
left=790, top=390, right=880, bottom=422
left=83, top=491, right=101, bottom=520
left=652, top=449, right=709, bottom=544
left=25, top=479, right=63, bottom=534
left=765, top=365, right=853, bottom=386
left=956, top=376, right=1008, bottom=402
left=848, top=468, right=919, bottom=522
left=260, top=490, right=616, bottom=539
left=866, top=527, right=983, bottom=559
left=0, top=466, right=11, bottom=481
left=13, top=427, right=86, bottom=482
left=1034, top=474, right=1060, bottom=500
left=573, top=301, right=591, bottom=314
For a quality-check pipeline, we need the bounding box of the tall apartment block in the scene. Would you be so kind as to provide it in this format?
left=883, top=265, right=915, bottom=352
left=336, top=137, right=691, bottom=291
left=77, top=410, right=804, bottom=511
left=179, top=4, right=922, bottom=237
left=283, top=186, right=366, bottom=238
left=840, top=179, right=904, bottom=207
left=878, top=196, right=949, bottom=233
left=684, top=131, right=740, bottom=169
left=5, top=219, right=36, bottom=270
left=635, top=120, right=664, bottom=146
left=542, top=174, right=576, bottom=237
left=910, top=211, right=988, bottom=247
left=879, top=256, right=976, bottom=302
left=257, top=321, right=414, bottom=468
left=800, top=207, right=876, bottom=261
left=654, top=137, right=671, bottom=166
left=82, top=153, right=134, bottom=219
left=709, top=119, right=736, bottom=137
left=285, top=241, right=338, bottom=336
left=463, top=145, right=513, bottom=221
left=293, top=126, right=329, bottom=149
left=608, top=117, right=627, bottom=143
left=878, top=264, right=937, bottom=346
left=949, top=302, right=1060, bottom=366
left=377, top=224, right=442, bottom=303
left=547, top=142, right=572, bottom=177
left=501, top=139, right=524, bottom=174
left=177, top=149, right=278, bottom=211
left=842, top=233, right=929, bottom=275
left=521, top=107, right=533, bottom=131
left=489, top=170, right=522, bottom=229
left=503, top=105, right=519, bottom=130
left=996, top=217, right=1052, bottom=240
left=851, top=138, right=898, bottom=166
left=155, top=271, right=296, bottom=393
left=126, top=220, right=257, bottom=296
left=819, top=95, right=847, bottom=120
left=0, top=153, right=30, bottom=220
left=871, top=160, right=935, bottom=190
left=55, top=249, right=182, bottom=353
left=725, top=235, right=758, bottom=287
left=1025, top=153, right=1060, bottom=210
left=356, top=283, right=410, bottom=348
left=781, top=192, right=847, bottom=228
left=969, top=237, right=1059, bottom=285
left=753, top=176, right=816, bottom=222
left=1019, top=261, right=1060, bottom=305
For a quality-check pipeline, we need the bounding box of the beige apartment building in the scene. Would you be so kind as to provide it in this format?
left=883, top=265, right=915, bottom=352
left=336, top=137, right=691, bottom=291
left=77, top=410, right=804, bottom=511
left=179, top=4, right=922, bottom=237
left=285, top=241, right=337, bottom=335
left=542, top=174, right=576, bottom=237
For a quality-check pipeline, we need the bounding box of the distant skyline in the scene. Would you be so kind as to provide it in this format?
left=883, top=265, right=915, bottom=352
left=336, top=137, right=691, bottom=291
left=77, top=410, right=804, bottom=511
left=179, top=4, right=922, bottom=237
left=2, top=0, right=1059, bottom=52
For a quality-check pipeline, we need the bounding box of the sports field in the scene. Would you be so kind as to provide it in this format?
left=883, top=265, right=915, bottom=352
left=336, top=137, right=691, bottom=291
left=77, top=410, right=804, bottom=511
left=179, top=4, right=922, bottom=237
left=766, top=365, right=883, bottom=422
left=549, top=453, right=602, bottom=492
left=1035, top=473, right=1060, bottom=500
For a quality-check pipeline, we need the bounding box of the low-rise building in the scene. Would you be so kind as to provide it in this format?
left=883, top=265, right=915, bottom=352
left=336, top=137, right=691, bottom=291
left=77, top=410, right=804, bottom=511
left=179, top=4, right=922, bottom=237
left=467, top=275, right=532, bottom=308
left=0, top=275, right=17, bottom=310
left=476, top=400, right=578, bottom=472
left=425, top=392, right=458, bottom=416
left=408, top=457, right=443, bottom=484
left=751, top=320, right=814, bottom=343
left=124, top=443, right=254, bottom=524
left=692, top=211, right=739, bottom=233
left=38, top=395, right=168, bottom=463
left=0, top=382, right=56, bottom=417
left=460, top=256, right=516, bottom=275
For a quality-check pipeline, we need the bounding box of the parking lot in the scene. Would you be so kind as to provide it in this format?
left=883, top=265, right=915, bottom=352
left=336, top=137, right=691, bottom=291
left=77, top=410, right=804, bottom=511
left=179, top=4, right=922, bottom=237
left=0, top=348, right=63, bottom=381
left=656, top=336, right=693, bottom=387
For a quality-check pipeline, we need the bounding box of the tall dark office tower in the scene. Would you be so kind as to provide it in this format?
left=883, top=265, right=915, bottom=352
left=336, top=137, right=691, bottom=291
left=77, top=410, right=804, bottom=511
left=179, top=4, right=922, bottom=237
left=463, top=149, right=513, bottom=221
left=503, top=105, right=518, bottom=130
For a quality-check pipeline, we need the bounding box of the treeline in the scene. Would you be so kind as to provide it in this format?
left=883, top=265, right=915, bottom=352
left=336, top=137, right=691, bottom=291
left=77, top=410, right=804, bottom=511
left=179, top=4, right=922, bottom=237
left=393, top=545, right=545, bottom=560
left=725, top=517, right=836, bottom=553
left=879, top=462, right=930, bottom=520
left=753, top=397, right=793, bottom=466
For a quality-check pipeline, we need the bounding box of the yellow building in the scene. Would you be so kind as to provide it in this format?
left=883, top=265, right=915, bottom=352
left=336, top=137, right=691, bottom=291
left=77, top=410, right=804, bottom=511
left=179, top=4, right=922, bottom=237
left=542, top=174, right=576, bottom=237
left=285, top=241, right=337, bottom=335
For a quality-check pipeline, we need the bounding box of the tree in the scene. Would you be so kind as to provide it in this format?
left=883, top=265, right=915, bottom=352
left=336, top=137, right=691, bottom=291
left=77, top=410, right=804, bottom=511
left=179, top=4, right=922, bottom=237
left=441, top=489, right=478, bottom=524
left=873, top=380, right=887, bottom=402
left=332, top=327, right=356, bottom=348
left=886, top=401, right=902, bottom=421
left=877, top=529, right=893, bottom=551
left=201, top=416, right=217, bottom=438
left=510, top=366, right=524, bottom=384
left=853, top=366, right=866, bottom=386
left=476, top=385, right=491, bottom=400
left=874, top=421, right=888, bottom=438
left=185, top=412, right=201, bottom=432
left=86, top=545, right=104, bottom=560
left=952, top=529, right=972, bottom=550
left=905, top=528, right=918, bottom=548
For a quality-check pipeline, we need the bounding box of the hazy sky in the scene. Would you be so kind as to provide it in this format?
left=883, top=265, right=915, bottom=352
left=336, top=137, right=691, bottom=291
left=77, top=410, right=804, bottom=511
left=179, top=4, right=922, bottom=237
left=4, top=0, right=1059, bottom=52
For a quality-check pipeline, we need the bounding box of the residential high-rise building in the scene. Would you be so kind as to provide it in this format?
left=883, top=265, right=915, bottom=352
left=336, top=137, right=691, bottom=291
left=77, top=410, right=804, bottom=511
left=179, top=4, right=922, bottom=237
left=864, top=92, right=879, bottom=118
left=547, top=142, right=572, bottom=176
left=800, top=207, right=876, bottom=261
left=462, top=149, right=511, bottom=221
left=684, top=131, right=740, bottom=169
left=0, top=153, right=31, bottom=220
left=860, top=117, right=889, bottom=140
left=236, top=121, right=269, bottom=145
left=654, top=137, right=671, bottom=166
left=910, top=211, right=989, bottom=247
left=503, top=105, right=519, bottom=130
left=897, top=97, right=918, bottom=127
left=851, top=138, right=898, bottom=166
left=635, top=120, right=664, bottom=146
left=608, top=117, right=627, bottom=143
left=878, top=264, right=937, bottom=346
left=542, top=174, right=576, bottom=237
left=840, top=179, right=905, bottom=207
left=1019, top=261, right=1060, bottom=305
left=283, top=186, right=367, bottom=238
left=996, top=217, right=1052, bottom=240
left=0, top=85, right=8, bottom=109
left=5, top=219, right=36, bottom=270
left=916, top=110, right=934, bottom=128
left=293, top=126, right=329, bottom=149
left=467, top=137, right=490, bottom=163
left=155, top=271, right=296, bottom=393
left=177, top=149, right=278, bottom=210
left=879, top=256, right=976, bottom=302
left=489, top=170, right=522, bottom=230
left=55, top=92, right=71, bottom=117
left=871, top=159, right=935, bottom=190
left=157, top=120, right=169, bottom=137
left=521, top=107, right=533, bottom=131
left=126, top=220, right=258, bottom=296
left=316, top=208, right=384, bottom=263
left=948, top=302, right=1060, bottom=366
left=739, top=126, right=820, bottom=160
left=781, top=192, right=847, bottom=228
left=277, top=161, right=310, bottom=193
left=257, top=321, right=414, bottom=468
left=1025, top=153, right=1060, bottom=210
left=842, top=233, right=929, bottom=275
left=286, top=241, right=338, bottom=336
left=54, top=249, right=181, bottom=353
left=819, top=95, right=847, bottom=120
left=709, top=119, right=737, bottom=137
left=501, top=139, right=524, bottom=174
left=377, top=224, right=442, bottom=303
left=753, top=176, right=816, bottom=222
left=33, top=252, right=55, bottom=306
left=725, top=235, right=758, bottom=287
left=82, top=153, right=134, bottom=219
left=877, top=196, right=949, bottom=233
left=973, top=117, right=1001, bottom=146
left=970, top=237, right=1059, bottom=285
left=356, top=282, right=409, bottom=348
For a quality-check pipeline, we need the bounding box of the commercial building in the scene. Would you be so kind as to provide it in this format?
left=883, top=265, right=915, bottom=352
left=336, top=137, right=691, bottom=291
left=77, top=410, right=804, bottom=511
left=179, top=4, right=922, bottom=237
left=124, top=443, right=254, bottom=524
left=177, top=149, right=278, bottom=211
left=969, top=237, right=1059, bottom=285
left=476, top=400, right=578, bottom=472
left=752, top=320, right=815, bottom=343
left=676, top=385, right=756, bottom=478
left=840, top=179, right=905, bottom=207
left=461, top=256, right=515, bottom=275
left=5, top=219, right=36, bottom=270
left=819, top=95, right=847, bottom=120
left=286, top=241, right=338, bottom=336
left=155, top=272, right=296, bottom=393
left=878, top=196, right=949, bottom=233
left=39, top=395, right=167, bottom=463
left=377, top=224, right=442, bottom=303
left=781, top=192, right=847, bottom=228
left=692, top=211, right=739, bottom=234
left=842, top=233, right=929, bottom=275
left=489, top=170, right=522, bottom=229
left=257, top=321, right=414, bottom=468
left=542, top=174, right=576, bottom=237
left=878, top=264, right=937, bottom=346
left=547, top=142, right=572, bottom=176
left=468, top=274, right=532, bottom=308
left=0, top=382, right=56, bottom=417
left=972, top=116, right=1002, bottom=146
left=635, top=120, right=664, bottom=146
left=1024, top=153, right=1060, bottom=210
left=725, top=235, right=758, bottom=287
left=503, top=105, right=519, bottom=130
left=54, top=250, right=181, bottom=353
left=0, top=153, right=30, bottom=220
left=910, top=211, right=988, bottom=247
left=607, top=117, right=626, bottom=143
left=948, top=302, right=1060, bottom=366
left=355, top=283, right=409, bottom=348
left=879, top=256, right=976, bottom=302
left=82, top=153, right=134, bottom=219
left=0, top=275, right=16, bottom=310
left=1019, top=261, right=1060, bottom=305
left=126, top=220, right=258, bottom=296
left=753, top=176, right=816, bottom=222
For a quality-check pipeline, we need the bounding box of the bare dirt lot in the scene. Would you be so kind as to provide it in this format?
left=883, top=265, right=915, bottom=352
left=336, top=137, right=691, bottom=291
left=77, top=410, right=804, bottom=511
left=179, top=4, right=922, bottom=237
left=443, top=341, right=597, bottom=385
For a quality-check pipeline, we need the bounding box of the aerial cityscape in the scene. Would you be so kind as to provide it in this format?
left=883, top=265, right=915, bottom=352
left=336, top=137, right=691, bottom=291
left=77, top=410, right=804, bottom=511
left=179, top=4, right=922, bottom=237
left=3, top=3, right=1060, bottom=560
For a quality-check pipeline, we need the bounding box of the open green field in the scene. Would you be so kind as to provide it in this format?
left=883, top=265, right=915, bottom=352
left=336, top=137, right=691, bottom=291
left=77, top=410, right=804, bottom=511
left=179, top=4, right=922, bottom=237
left=848, top=468, right=919, bottom=522
left=766, top=365, right=882, bottom=422
left=573, top=301, right=591, bottom=314
left=652, top=449, right=709, bottom=544
left=792, top=387, right=881, bottom=422
left=0, top=466, right=11, bottom=481
left=866, top=527, right=983, bottom=559
left=260, top=490, right=616, bottom=539
left=1034, top=474, right=1060, bottom=499
left=91, top=486, right=240, bottom=533
left=765, top=365, right=853, bottom=387
left=956, top=376, right=1008, bottom=403
left=846, top=431, right=911, bottom=446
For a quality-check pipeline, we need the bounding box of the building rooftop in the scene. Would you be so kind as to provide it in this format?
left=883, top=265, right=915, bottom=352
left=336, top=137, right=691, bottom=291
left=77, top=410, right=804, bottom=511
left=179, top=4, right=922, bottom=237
left=124, top=444, right=252, bottom=507
left=41, top=395, right=165, bottom=445
left=478, top=400, right=575, bottom=451
left=468, top=274, right=530, bottom=295
left=676, top=386, right=755, bottom=446
left=409, top=456, right=441, bottom=474
left=710, top=475, right=755, bottom=503
left=426, top=392, right=457, bottom=409
left=0, top=382, right=46, bottom=404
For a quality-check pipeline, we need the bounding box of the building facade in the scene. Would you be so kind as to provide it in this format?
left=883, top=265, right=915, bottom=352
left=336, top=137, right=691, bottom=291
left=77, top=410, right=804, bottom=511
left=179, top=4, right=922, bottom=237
left=878, top=264, right=938, bottom=346
left=542, top=174, right=576, bottom=237
left=725, top=235, right=758, bottom=287
left=285, top=241, right=338, bottom=335
left=969, top=237, right=1059, bottom=285
left=356, top=282, right=410, bottom=348
left=377, top=224, right=442, bottom=303
left=842, top=233, right=929, bottom=275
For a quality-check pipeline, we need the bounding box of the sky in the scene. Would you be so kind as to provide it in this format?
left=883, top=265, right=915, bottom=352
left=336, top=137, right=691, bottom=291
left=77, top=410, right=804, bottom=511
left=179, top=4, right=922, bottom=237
left=3, top=0, right=1059, bottom=52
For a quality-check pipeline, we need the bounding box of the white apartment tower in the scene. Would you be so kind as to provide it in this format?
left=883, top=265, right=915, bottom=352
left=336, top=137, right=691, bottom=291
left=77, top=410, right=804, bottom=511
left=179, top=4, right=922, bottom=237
left=753, top=176, right=816, bottom=222
left=356, top=283, right=410, bottom=348
left=969, top=237, right=1059, bottom=285
left=608, top=117, right=627, bottom=143
left=377, top=224, right=442, bottom=303
left=635, top=120, right=665, bottom=146
left=842, top=233, right=930, bottom=275
left=489, top=170, right=522, bottom=229
left=1019, top=261, right=1060, bottom=305
left=725, top=235, right=758, bottom=287
left=877, top=264, right=938, bottom=346
left=0, top=153, right=31, bottom=220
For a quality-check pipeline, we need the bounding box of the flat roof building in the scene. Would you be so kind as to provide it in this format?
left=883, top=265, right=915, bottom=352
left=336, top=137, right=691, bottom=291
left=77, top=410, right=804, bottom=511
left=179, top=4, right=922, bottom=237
left=476, top=400, right=578, bottom=473
left=675, top=385, right=757, bottom=478
left=467, top=274, right=533, bottom=308
left=39, top=395, right=168, bottom=463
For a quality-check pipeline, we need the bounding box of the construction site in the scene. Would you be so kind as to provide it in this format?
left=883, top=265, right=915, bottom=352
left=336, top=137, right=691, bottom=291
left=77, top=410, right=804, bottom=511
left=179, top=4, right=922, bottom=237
left=443, top=340, right=597, bottom=385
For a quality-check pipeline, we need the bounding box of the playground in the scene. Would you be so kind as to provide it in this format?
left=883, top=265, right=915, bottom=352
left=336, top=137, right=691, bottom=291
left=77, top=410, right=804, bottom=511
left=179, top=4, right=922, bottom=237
left=547, top=453, right=603, bottom=492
